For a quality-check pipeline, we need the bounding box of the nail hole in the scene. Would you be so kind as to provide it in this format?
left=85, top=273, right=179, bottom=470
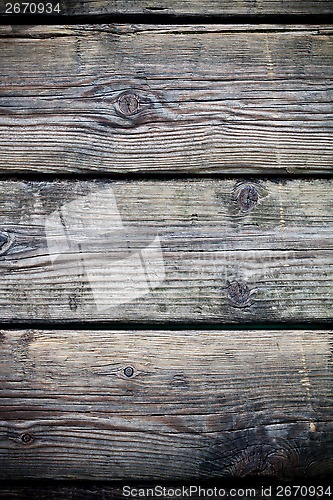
left=123, top=366, right=134, bottom=378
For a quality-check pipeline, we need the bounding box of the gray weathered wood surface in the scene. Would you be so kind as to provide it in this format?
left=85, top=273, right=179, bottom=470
left=2, top=0, right=332, bottom=16
left=0, top=25, right=332, bottom=174
left=1, top=328, right=332, bottom=479
left=1, top=8, right=333, bottom=488
left=0, top=179, right=332, bottom=322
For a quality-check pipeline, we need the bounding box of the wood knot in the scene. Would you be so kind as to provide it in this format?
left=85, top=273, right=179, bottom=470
left=0, top=230, right=14, bottom=256
left=123, top=366, right=134, bottom=378
left=21, top=433, right=34, bottom=445
left=116, top=365, right=141, bottom=379
left=117, top=92, right=140, bottom=116
left=237, top=184, right=258, bottom=212
left=115, top=365, right=143, bottom=380
left=227, top=279, right=255, bottom=308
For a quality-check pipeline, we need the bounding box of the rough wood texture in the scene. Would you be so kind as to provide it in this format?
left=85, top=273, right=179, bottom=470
left=0, top=179, right=332, bottom=322
left=0, top=25, right=332, bottom=174
left=0, top=329, right=332, bottom=479
left=2, top=0, right=332, bottom=16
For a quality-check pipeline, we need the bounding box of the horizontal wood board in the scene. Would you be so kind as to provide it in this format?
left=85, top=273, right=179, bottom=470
left=2, top=0, right=333, bottom=16
left=0, top=329, right=332, bottom=479
left=0, top=25, right=332, bottom=174
left=0, top=178, right=332, bottom=322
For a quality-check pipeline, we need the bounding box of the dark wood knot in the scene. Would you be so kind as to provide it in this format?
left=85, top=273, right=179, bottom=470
left=116, top=365, right=140, bottom=379
left=21, top=433, right=33, bottom=444
left=227, top=279, right=255, bottom=307
left=0, top=230, right=14, bottom=256
left=237, top=184, right=258, bottom=212
left=117, top=92, right=140, bottom=116
left=123, top=366, right=134, bottom=378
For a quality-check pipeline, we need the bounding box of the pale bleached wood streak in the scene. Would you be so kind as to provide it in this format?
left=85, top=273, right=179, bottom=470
left=0, top=25, right=332, bottom=174
left=0, top=329, right=332, bottom=479
left=2, top=0, right=332, bottom=16
left=0, top=179, right=332, bottom=322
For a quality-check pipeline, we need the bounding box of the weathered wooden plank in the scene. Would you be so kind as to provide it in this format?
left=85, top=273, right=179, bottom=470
left=0, top=25, right=332, bottom=174
left=0, top=179, right=332, bottom=322
left=0, top=329, right=332, bottom=479
left=2, top=0, right=333, bottom=17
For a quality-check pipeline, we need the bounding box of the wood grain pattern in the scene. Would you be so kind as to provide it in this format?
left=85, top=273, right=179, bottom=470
left=2, top=0, right=332, bottom=16
left=0, top=25, right=332, bottom=174
left=1, top=328, right=332, bottom=479
left=0, top=178, right=332, bottom=322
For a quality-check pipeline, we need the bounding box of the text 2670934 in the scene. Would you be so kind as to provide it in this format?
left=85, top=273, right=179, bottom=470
left=5, top=2, right=60, bottom=13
